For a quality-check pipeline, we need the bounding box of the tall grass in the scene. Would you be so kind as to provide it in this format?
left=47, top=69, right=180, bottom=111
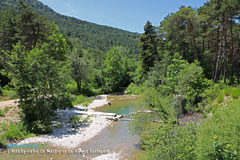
left=0, top=122, right=35, bottom=147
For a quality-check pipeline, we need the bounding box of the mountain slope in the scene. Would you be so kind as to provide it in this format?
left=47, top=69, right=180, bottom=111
left=0, top=0, right=140, bottom=54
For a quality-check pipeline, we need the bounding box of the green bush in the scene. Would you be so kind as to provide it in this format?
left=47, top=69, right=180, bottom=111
left=195, top=99, right=240, bottom=160
left=125, top=83, right=145, bottom=95
left=2, top=89, right=17, bottom=99
left=208, top=136, right=238, bottom=160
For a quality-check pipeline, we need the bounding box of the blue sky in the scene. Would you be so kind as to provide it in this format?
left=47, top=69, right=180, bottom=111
left=38, top=0, right=209, bottom=33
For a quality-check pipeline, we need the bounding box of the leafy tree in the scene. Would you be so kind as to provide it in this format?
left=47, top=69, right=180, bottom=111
left=5, top=1, right=72, bottom=133
left=10, top=40, right=71, bottom=133
left=102, top=47, right=128, bottom=92
left=70, top=48, right=92, bottom=93
left=161, top=6, right=199, bottom=62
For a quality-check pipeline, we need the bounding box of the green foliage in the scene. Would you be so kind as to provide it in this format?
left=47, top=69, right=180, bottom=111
left=70, top=48, right=93, bottom=93
left=9, top=27, right=72, bottom=133
left=0, top=0, right=140, bottom=55
left=216, top=92, right=224, bottom=103
left=223, top=87, right=232, bottom=96
left=0, top=122, right=35, bottom=147
left=0, top=109, right=5, bottom=117
left=142, top=121, right=197, bottom=160
left=208, top=136, right=239, bottom=160
left=195, top=99, right=240, bottom=160
left=102, top=47, right=131, bottom=93
left=139, top=21, right=159, bottom=77
left=231, top=88, right=240, bottom=99
left=143, top=88, right=176, bottom=121
left=2, top=88, right=17, bottom=99
left=72, top=95, right=93, bottom=106
left=125, top=83, right=145, bottom=95
left=0, top=106, right=10, bottom=117
left=159, top=56, right=210, bottom=115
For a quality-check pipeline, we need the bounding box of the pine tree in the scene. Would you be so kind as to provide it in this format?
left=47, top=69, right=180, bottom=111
left=140, top=21, right=159, bottom=77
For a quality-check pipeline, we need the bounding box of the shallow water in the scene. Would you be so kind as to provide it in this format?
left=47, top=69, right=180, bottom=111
left=80, top=95, right=143, bottom=159
left=0, top=95, right=143, bottom=160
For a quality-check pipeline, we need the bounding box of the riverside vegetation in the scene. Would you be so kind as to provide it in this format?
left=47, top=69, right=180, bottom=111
left=0, top=0, right=137, bottom=148
left=0, top=0, right=240, bottom=160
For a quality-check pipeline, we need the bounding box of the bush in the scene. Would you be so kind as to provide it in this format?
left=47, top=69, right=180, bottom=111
left=125, top=83, right=145, bottom=95
left=2, top=89, right=17, bottom=99
left=208, top=136, right=238, bottom=160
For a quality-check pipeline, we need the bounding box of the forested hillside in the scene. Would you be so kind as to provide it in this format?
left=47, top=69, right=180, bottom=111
left=0, top=0, right=140, bottom=54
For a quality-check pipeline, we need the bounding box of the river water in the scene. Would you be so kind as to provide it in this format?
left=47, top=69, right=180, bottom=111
left=0, top=95, right=143, bottom=160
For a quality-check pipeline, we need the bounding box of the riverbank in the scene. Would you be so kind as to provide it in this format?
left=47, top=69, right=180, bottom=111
left=18, top=95, right=115, bottom=148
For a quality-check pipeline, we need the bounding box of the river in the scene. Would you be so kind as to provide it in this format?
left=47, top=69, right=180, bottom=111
left=0, top=95, right=143, bottom=160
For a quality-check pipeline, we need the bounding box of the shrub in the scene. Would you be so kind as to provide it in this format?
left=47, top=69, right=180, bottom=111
left=125, top=83, right=145, bottom=95
left=208, top=136, right=238, bottom=160
left=2, top=89, right=17, bottom=99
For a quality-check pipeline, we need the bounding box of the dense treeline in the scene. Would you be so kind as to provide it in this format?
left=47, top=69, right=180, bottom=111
left=0, top=0, right=140, bottom=55
left=128, top=0, right=240, bottom=159
left=138, top=1, right=240, bottom=84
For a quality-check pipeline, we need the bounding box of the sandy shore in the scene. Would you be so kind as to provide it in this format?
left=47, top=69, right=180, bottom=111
left=18, top=95, right=113, bottom=148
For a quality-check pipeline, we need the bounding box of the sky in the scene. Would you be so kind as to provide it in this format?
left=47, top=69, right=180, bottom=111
left=38, top=0, right=209, bottom=33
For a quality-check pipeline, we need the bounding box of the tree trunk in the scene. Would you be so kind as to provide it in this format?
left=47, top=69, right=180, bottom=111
left=222, top=16, right=227, bottom=83
left=77, top=80, right=81, bottom=93
left=237, top=37, right=240, bottom=84
left=230, top=19, right=235, bottom=83
left=214, top=17, right=224, bottom=82
left=213, top=26, right=220, bottom=80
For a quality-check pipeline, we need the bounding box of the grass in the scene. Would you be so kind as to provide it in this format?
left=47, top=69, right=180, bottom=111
left=216, top=92, right=224, bottom=103
left=72, top=95, right=93, bottom=106
left=0, top=88, right=17, bottom=102
left=0, top=109, right=5, bottom=117
left=0, top=122, right=35, bottom=147
left=231, top=88, right=240, bottom=99
left=0, top=106, right=11, bottom=117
